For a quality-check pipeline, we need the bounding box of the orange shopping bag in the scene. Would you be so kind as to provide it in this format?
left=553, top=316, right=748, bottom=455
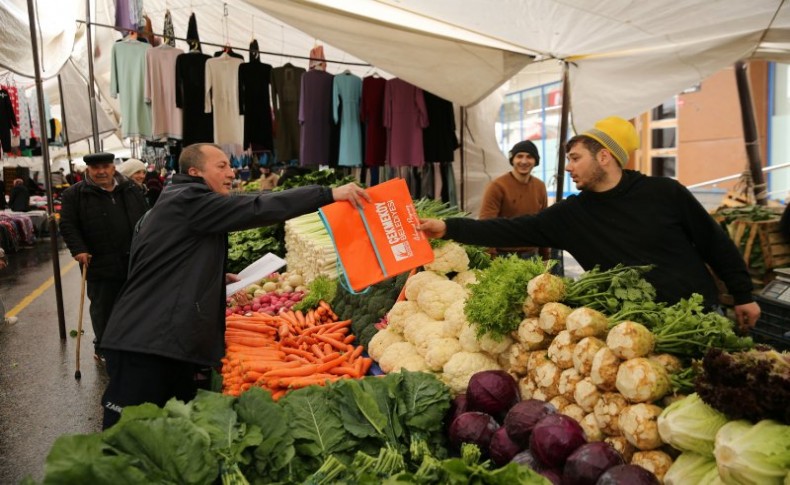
left=319, top=178, right=434, bottom=293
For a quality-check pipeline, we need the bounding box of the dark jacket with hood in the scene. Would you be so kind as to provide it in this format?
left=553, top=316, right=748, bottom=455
left=59, top=173, right=148, bottom=281
left=100, top=174, right=334, bottom=366
left=446, top=170, right=754, bottom=308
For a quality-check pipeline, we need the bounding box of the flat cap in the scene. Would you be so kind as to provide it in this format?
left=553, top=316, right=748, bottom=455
left=83, top=152, right=115, bottom=165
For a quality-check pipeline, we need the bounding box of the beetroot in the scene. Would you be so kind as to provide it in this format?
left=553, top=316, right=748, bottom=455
left=504, top=399, right=557, bottom=447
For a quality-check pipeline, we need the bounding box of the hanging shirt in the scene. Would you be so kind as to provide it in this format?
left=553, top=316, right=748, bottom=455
left=384, top=78, right=429, bottom=167
left=28, top=88, right=51, bottom=140
left=111, top=39, right=153, bottom=139
left=175, top=51, right=213, bottom=146
left=0, top=88, right=17, bottom=153
left=361, top=76, right=386, bottom=167
left=145, top=44, right=184, bottom=140
left=16, top=86, right=30, bottom=143
left=204, top=54, right=244, bottom=147
left=271, top=64, right=305, bottom=162
left=0, top=85, right=19, bottom=138
left=239, top=59, right=274, bottom=151
left=299, top=69, right=334, bottom=167
left=332, top=73, right=363, bottom=167
left=423, top=91, right=458, bottom=163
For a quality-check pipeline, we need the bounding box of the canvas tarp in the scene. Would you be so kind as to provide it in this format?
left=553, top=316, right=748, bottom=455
left=2, top=0, right=789, bottom=211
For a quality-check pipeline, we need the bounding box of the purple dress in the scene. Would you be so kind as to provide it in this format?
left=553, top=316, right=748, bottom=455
left=384, top=78, right=428, bottom=167
left=299, top=70, right=334, bottom=167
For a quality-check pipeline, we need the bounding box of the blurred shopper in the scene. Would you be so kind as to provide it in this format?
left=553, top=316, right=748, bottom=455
left=8, top=179, right=30, bottom=212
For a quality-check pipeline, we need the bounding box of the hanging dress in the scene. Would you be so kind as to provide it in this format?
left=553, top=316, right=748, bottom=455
left=205, top=54, right=244, bottom=149
left=271, top=64, right=305, bottom=162
left=384, top=78, right=428, bottom=167
left=332, top=73, right=363, bottom=167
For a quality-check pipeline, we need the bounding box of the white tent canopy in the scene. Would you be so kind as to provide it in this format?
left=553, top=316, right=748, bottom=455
left=248, top=0, right=790, bottom=129
left=1, top=0, right=789, bottom=210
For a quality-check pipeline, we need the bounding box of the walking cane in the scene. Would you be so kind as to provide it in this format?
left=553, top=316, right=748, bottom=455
left=74, top=263, right=88, bottom=380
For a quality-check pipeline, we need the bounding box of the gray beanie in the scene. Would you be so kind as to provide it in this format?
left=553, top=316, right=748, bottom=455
left=508, top=140, right=540, bottom=166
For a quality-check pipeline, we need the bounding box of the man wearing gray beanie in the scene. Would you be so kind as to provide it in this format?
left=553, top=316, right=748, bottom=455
left=478, top=139, right=549, bottom=259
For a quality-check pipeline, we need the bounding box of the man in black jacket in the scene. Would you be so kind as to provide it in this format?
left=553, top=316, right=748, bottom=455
left=419, top=116, right=761, bottom=330
left=59, top=153, right=148, bottom=361
left=99, top=143, right=368, bottom=429
left=8, top=178, right=30, bottom=212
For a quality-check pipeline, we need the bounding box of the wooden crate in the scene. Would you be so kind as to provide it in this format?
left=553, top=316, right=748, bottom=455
left=727, top=218, right=790, bottom=288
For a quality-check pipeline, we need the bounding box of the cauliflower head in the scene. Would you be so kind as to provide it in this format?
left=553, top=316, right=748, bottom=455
left=478, top=332, right=513, bottom=357
left=442, top=351, right=501, bottom=394
left=378, top=341, right=428, bottom=373
left=367, top=328, right=404, bottom=362
left=386, top=300, right=421, bottom=335
left=452, top=270, right=479, bottom=289
left=458, top=321, right=482, bottom=352
left=403, top=312, right=442, bottom=343
left=424, top=337, right=462, bottom=371
left=424, top=241, right=469, bottom=274
left=417, top=279, right=466, bottom=320
left=404, top=271, right=444, bottom=301
left=443, top=300, right=467, bottom=337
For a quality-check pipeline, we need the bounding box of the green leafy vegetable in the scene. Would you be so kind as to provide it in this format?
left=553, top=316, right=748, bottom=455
left=563, top=264, right=661, bottom=321
left=273, top=169, right=358, bottom=192
left=294, top=275, right=337, bottom=312
left=650, top=294, right=753, bottom=358
left=465, top=255, right=547, bottom=339
left=657, top=393, right=728, bottom=457
left=714, top=419, right=790, bottom=485
left=695, top=346, right=790, bottom=424
left=235, top=387, right=295, bottom=482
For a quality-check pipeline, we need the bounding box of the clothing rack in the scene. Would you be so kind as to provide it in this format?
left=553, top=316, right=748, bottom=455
left=76, top=19, right=372, bottom=67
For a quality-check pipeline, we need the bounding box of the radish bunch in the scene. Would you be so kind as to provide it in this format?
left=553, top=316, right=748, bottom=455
left=226, top=290, right=305, bottom=316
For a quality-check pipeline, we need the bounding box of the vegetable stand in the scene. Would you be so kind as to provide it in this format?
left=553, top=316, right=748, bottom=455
left=35, top=195, right=789, bottom=484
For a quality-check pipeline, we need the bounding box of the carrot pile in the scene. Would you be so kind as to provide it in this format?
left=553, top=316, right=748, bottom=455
left=221, top=301, right=372, bottom=400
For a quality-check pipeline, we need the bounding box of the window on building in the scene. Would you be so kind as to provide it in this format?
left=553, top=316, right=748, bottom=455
left=652, top=97, right=677, bottom=120
left=498, top=82, right=574, bottom=196
left=651, top=127, right=676, bottom=149
left=651, top=157, right=676, bottom=178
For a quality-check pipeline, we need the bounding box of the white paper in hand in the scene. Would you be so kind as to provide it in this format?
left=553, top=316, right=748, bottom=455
left=225, top=253, right=286, bottom=295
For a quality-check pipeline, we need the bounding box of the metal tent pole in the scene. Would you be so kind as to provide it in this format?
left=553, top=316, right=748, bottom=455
left=26, top=0, right=67, bottom=339
left=57, top=74, right=74, bottom=176
left=459, top=106, right=466, bottom=211
left=551, top=62, right=572, bottom=275
left=84, top=0, right=101, bottom=151
left=734, top=61, right=768, bottom=206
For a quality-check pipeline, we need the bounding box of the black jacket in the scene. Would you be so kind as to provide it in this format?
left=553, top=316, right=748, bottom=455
left=8, top=184, right=29, bottom=212
left=445, top=170, right=754, bottom=307
left=100, top=174, right=334, bottom=366
left=59, top=174, right=148, bottom=281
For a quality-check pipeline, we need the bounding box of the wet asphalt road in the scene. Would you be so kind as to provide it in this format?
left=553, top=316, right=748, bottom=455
left=0, top=239, right=106, bottom=484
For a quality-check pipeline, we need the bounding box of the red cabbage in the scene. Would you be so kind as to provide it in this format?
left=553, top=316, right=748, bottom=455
left=489, top=426, right=523, bottom=466
left=448, top=411, right=500, bottom=452
left=563, top=442, right=625, bottom=485
left=466, top=370, right=520, bottom=419
left=529, top=414, right=586, bottom=469
left=449, top=393, right=470, bottom=424
left=511, top=449, right=544, bottom=470
left=539, top=468, right=562, bottom=485
left=504, top=399, right=557, bottom=447
left=596, top=464, right=660, bottom=485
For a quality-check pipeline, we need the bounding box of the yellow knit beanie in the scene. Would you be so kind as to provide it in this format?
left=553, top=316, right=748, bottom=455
left=581, top=116, right=639, bottom=167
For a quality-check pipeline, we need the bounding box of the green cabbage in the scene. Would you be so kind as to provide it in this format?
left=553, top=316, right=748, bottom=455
left=714, top=419, right=790, bottom=485
left=663, top=452, right=719, bottom=485
left=657, top=393, right=728, bottom=457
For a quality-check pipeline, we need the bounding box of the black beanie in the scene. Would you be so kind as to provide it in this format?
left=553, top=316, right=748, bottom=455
left=508, top=140, right=540, bottom=166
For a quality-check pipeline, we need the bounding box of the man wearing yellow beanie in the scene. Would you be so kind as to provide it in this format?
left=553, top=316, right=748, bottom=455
left=420, top=116, right=760, bottom=329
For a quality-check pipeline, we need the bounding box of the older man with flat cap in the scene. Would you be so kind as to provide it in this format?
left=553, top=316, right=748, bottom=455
left=420, top=116, right=760, bottom=329
left=60, top=152, right=148, bottom=361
